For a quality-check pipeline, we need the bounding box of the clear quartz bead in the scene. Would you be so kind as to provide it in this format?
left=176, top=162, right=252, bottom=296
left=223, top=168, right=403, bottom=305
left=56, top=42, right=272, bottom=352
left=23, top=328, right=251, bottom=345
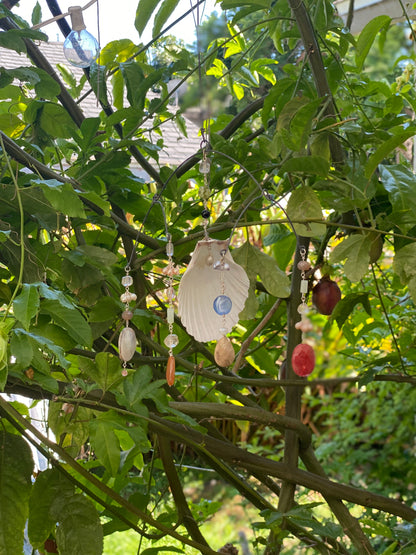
left=164, top=333, right=179, bottom=348
left=166, top=242, right=174, bottom=257
left=167, top=306, right=175, bottom=324
left=166, top=286, right=175, bottom=301
left=122, top=275, right=133, bottom=287
left=297, top=303, right=309, bottom=315
left=206, top=255, right=214, bottom=266
left=199, top=158, right=211, bottom=174
left=219, top=327, right=228, bottom=335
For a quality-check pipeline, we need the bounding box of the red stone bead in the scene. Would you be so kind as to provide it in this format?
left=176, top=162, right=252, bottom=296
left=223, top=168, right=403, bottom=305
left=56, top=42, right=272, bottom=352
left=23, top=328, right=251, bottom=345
left=291, top=343, right=315, bottom=377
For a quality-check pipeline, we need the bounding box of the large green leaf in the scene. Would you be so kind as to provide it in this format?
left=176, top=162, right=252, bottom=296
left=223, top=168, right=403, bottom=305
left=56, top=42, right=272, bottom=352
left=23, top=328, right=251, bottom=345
left=20, top=329, right=70, bottom=369
left=0, top=431, right=34, bottom=554
left=89, top=415, right=121, bottom=476
left=365, top=128, right=416, bottom=178
left=41, top=299, right=92, bottom=347
left=286, top=186, right=326, bottom=237
left=10, top=329, right=34, bottom=370
left=232, top=241, right=290, bottom=298
left=279, top=156, right=330, bottom=177
left=77, top=245, right=118, bottom=267
left=78, top=352, right=123, bottom=392
left=379, top=165, right=416, bottom=231
left=355, top=15, right=391, bottom=71
left=330, top=234, right=373, bottom=282
left=331, top=292, right=372, bottom=329
left=13, top=283, right=40, bottom=330
left=28, top=469, right=74, bottom=547
left=33, top=179, right=86, bottom=219
left=135, top=0, right=162, bottom=35
left=119, top=365, right=167, bottom=415
left=153, top=0, right=181, bottom=38
left=51, top=494, right=103, bottom=555
left=393, top=243, right=416, bottom=304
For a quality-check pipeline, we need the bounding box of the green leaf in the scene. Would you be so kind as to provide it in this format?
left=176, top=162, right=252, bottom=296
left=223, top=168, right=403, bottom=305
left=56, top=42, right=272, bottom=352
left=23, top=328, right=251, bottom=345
left=35, top=101, right=78, bottom=138
left=13, top=283, right=40, bottom=330
left=89, top=413, right=121, bottom=476
left=232, top=242, right=290, bottom=298
left=356, top=15, right=391, bottom=71
left=0, top=431, right=34, bottom=555
left=41, top=299, right=92, bottom=347
left=286, top=186, right=326, bottom=237
left=379, top=165, right=416, bottom=231
left=51, top=494, right=103, bottom=555
left=10, top=329, right=34, bottom=370
left=120, top=365, right=166, bottom=414
left=20, top=330, right=70, bottom=369
left=393, top=243, right=416, bottom=303
left=28, top=469, right=74, bottom=547
left=32, top=2, right=42, bottom=25
left=330, top=234, right=373, bottom=282
left=279, top=156, right=330, bottom=177
left=331, top=292, right=372, bottom=329
left=78, top=352, right=123, bottom=392
left=135, top=0, right=161, bottom=35
left=77, top=245, right=118, bottom=267
left=153, top=0, right=180, bottom=37
left=365, top=128, right=416, bottom=178
left=361, top=516, right=393, bottom=539
left=33, top=179, right=86, bottom=218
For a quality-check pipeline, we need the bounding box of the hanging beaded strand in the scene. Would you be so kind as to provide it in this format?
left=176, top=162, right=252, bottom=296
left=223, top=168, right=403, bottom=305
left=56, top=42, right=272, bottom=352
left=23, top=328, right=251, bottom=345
left=118, top=265, right=137, bottom=376
left=292, top=246, right=315, bottom=377
left=199, top=129, right=211, bottom=240
left=295, top=247, right=313, bottom=335
left=213, top=249, right=235, bottom=367
left=163, top=234, right=179, bottom=386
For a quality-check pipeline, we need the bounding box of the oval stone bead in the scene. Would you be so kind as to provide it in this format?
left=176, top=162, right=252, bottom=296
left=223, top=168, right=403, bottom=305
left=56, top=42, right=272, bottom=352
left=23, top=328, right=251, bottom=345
left=214, top=336, right=235, bottom=367
left=118, top=326, right=137, bottom=362
left=166, top=355, right=175, bottom=386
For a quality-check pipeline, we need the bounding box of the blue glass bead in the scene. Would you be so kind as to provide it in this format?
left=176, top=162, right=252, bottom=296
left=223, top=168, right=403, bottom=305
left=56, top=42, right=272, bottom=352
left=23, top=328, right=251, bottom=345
left=213, top=295, right=232, bottom=315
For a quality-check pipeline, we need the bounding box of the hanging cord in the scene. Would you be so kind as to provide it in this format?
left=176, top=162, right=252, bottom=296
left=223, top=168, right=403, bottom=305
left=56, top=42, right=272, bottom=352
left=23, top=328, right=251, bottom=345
left=32, top=0, right=97, bottom=29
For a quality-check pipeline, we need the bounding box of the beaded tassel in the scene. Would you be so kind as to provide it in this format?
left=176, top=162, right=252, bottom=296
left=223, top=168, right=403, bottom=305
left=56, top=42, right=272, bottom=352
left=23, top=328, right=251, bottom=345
left=199, top=133, right=211, bottom=240
left=292, top=247, right=315, bottom=377
left=119, top=266, right=137, bottom=376
left=163, top=234, right=178, bottom=385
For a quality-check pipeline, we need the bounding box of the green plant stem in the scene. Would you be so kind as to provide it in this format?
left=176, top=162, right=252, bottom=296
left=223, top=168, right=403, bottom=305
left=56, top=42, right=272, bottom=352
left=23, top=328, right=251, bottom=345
left=371, top=264, right=406, bottom=374
left=0, top=134, right=25, bottom=321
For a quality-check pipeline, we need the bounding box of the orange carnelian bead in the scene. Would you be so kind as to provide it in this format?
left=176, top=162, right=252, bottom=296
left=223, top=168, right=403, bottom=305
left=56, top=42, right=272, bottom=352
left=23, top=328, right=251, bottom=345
left=166, top=355, right=175, bottom=386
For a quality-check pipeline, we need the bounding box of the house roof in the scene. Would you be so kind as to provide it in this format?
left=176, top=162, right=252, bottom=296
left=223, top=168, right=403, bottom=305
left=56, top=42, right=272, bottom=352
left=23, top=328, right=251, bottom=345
left=0, top=41, right=202, bottom=169
left=334, top=0, right=416, bottom=33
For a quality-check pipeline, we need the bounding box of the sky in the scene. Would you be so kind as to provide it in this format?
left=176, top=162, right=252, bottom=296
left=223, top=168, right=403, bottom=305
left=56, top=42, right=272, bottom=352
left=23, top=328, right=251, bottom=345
left=14, top=0, right=219, bottom=46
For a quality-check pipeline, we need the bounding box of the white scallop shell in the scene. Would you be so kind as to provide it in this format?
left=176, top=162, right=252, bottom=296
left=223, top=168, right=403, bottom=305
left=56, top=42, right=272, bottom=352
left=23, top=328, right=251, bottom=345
left=178, top=239, right=249, bottom=342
